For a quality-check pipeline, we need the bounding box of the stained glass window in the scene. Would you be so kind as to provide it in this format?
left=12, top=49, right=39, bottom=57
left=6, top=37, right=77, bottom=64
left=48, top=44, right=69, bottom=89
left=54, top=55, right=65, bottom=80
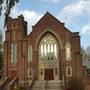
left=40, top=34, right=58, bottom=60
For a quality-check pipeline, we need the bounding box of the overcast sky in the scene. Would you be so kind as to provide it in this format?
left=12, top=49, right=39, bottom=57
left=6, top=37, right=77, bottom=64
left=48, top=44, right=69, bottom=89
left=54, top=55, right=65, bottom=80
left=1, top=0, right=90, bottom=48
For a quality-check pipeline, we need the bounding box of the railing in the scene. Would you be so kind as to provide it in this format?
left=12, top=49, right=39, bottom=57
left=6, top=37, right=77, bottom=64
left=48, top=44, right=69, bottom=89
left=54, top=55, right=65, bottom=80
left=0, top=76, right=37, bottom=90
left=0, top=77, right=10, bottom=90
left=10, top=76, right=18, bottom=90
left=18, top=76, right=36, bottom=90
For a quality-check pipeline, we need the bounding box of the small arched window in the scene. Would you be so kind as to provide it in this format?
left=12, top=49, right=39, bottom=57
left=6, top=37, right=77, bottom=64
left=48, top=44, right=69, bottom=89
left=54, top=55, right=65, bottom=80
left=66, top=66, right=72, bottom=77
left=11, top=23, right=17, bottom=29
left=28, top=68, right=33, bottom=78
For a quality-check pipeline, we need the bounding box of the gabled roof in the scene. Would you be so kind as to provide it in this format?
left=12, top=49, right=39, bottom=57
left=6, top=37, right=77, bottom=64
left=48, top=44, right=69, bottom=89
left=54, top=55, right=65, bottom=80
left=33, top=11, right=64, bottom=27
left=27, top=11, right=72, bottom=37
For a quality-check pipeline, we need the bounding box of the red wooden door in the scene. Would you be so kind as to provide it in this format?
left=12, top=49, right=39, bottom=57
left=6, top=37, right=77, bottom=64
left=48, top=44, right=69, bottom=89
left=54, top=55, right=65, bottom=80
left=44, top=69, right=54, bottom=80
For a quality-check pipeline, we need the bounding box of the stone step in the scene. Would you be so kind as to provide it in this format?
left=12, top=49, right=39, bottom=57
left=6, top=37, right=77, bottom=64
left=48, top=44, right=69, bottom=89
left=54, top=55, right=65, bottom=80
left=32, top=80, right=45, bottom=88
left=31, top=80, right=63, bottom=90
left=32, top=88, right=63, bottom=90
left=47, top=80, right=62, bottom=87
left=46, top=88, right=63, bottom=90
left=32, top=88, right=43, bottom=90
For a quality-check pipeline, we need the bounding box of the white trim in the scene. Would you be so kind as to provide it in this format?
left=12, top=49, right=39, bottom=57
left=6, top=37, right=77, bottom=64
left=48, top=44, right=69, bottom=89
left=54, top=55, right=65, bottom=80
left=66, top=66, right=72, bottom=77
left=28, top=68, right=33, bottom=78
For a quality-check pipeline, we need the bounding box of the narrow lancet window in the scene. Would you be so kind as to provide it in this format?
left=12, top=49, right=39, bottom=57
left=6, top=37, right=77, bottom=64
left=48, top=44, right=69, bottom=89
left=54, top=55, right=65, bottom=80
left=11, top=43, right=17, bottom=64
left=28, top=45, right=33, bottom=62
left=65, top=42, right=71, bottom=61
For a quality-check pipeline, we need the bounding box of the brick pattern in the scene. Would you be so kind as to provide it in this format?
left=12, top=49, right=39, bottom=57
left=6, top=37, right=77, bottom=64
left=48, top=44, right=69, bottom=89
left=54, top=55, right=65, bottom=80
left=3, top=12, right=83, bottom=89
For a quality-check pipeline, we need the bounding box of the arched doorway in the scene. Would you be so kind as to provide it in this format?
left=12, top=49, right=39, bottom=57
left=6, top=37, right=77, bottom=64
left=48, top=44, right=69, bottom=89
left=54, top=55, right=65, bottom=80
left=38, top=33, right=60, bottom=80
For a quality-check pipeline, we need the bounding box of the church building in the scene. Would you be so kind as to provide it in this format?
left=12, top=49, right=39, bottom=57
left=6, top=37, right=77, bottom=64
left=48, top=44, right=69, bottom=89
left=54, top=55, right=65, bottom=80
left=3, top=12, right=83, bottom=89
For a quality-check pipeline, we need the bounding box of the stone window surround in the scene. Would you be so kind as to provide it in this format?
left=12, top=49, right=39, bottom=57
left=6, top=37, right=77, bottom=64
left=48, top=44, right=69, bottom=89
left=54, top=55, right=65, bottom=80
left=66, top=66, right=72, bottom=77
left=28, top=68, right=33, bottom=78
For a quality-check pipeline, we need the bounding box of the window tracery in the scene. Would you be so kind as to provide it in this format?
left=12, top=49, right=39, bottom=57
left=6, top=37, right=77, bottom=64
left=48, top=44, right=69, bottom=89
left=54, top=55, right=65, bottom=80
left=39, top=34, right=58, bottom=60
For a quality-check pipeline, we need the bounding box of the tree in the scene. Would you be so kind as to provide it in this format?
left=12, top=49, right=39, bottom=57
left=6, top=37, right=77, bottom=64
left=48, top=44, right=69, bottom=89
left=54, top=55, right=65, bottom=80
left=86, top=46, right=90, bottom=61
left=81, top=47, right=87, bottom=62
left=0, top=32, right=3, bottom=79
left=86, top=46, right=90, bottom=54
left=81, top=47, right=90, bottom=61
left=0, top=0, right=19, bottom=25
left=0, top=46, right=3, bottom=70
left=0, top=55, right=3, bottom=79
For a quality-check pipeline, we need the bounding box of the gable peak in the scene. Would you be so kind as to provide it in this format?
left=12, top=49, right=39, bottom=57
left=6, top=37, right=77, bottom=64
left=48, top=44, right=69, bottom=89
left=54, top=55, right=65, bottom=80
left=44, top=11, right=64, bottom=24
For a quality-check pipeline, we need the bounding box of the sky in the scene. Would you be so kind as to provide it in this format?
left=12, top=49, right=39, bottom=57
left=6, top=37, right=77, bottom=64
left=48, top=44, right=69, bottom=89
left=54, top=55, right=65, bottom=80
left=1, top=0, right=90, bottom=48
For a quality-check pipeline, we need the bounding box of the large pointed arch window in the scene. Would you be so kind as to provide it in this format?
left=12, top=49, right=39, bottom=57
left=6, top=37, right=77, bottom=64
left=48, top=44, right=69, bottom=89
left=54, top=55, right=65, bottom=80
left=39, top=34, right=58, bottom=60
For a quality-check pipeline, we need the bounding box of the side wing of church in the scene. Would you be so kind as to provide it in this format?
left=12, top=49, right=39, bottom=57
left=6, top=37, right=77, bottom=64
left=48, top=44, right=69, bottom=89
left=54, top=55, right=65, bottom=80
left=3, top=12, right=83, bottom=89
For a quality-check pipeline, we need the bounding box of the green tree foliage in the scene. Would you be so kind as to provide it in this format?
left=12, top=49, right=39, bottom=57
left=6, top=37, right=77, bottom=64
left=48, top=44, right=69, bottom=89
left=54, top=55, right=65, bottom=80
left=0, top=0, right=19, bottom=25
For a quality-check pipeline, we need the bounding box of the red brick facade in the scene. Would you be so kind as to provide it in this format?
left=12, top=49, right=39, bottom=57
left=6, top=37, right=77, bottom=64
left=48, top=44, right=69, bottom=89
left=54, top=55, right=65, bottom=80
left=3, top=12, right=83, bottom=88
